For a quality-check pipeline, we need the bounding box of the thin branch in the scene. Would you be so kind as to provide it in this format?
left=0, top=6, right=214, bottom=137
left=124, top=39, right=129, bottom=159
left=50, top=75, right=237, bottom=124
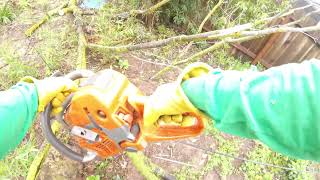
left=239, top=25, right=320, bottom=37
left=283, top=9, right=320, bottom=27
left=176, top=24, right=320, bottom=65
left=119, top=0, right=172, bottom=18
left=176, top=0, right=224, bottom=60
left=87, top=25, right=251, bottom=52
left=130, top=54, right=181, bottom=70
left=143, top=0, right=171, bottom=15
left=152, top=156, right=196, bottom=167
left=176, top=36, right=258, bottom=65
left=150, top=36, right=258, bottom=79
left=198, top=0, right=224, bottom=32
left=89, top=4, right=315, bottom=53
left=24, top=0, right=91, bottom=37
left=88, top=24, right=320, bottom=53
left=76, top=24, right=87, bottom=69
left=25, top=2, right=68, bottom=36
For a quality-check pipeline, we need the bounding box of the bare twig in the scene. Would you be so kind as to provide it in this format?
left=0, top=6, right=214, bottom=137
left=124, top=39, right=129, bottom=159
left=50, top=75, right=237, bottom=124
left=0, top=64, right=8, bottom=69
left=89, top=24, right=320, bottom=54
left=153, top=156, right=196, bottom=167
left=239, top=25, right=320, bottom=37
left=199, top=0, right=224, bottom=32
left=283, top=9, right=320, bottom=27
left=89, top=4, right=316, bottom=54
left=143, top=0, right=171, bottom=15
left=118, top=0, right=171, bottom=19
left=25, top=2, right=68, bottom=36
left=176, top=0, right=224, bottom=60
left=176, top=36, right=258, bottom=65
left=130, top=54, right=181, bottom=70
left=150, top=36, right=257, bottom=79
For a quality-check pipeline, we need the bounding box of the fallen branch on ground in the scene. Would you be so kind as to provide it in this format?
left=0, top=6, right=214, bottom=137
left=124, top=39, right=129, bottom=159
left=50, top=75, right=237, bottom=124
left=89, top=24, right=320, bottom=54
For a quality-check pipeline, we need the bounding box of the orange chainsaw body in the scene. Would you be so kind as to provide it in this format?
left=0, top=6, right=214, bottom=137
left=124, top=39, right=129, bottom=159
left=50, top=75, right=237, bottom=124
left=63, top=69, right=205, bottom=159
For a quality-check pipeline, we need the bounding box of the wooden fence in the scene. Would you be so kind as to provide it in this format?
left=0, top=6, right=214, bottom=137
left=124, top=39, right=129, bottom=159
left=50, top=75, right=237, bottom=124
left=230, top=0, right=320, bottom=68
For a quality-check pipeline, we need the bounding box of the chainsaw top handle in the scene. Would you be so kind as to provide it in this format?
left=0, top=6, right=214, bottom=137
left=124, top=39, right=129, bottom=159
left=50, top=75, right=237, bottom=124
left=41, top=70, right=95, bottom=162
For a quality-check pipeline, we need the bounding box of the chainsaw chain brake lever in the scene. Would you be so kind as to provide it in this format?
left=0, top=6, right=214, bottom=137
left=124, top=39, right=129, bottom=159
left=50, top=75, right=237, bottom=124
left=41, top=70, right=96, bottom=163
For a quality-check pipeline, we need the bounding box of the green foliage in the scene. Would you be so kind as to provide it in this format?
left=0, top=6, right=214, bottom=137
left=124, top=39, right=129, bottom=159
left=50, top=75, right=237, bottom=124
left=0, top=138, right=38, bottom=178
left=18, top=0, right=31, bottom=9
left=94, top=2, right=153, bottom=46
left=159, top=0, right=289, bottom=32
left=0, top=43, right=39, bottom=89
left=117, top=59, right=129, bottom=70
left=86, top=175, right=101, bottom=180
left=208, top=45, right=251, bottom=70
left=156, top=24, right=176, bottom=39
left=94, top=158, right=112, bottom=175
left=175, top=124, right=239, bottom=179
left=0, top=3, right=15, bottom=25
left=240, top=143, right=313, bottom=180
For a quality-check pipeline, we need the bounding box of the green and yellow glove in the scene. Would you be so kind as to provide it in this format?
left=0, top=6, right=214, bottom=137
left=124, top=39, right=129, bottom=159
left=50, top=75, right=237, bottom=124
left=142, top=62, right=213, bottom=130
left=21, top=76, right=77, bottom=114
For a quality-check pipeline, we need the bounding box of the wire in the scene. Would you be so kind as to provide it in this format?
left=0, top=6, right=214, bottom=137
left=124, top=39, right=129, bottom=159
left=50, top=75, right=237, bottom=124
left=179, top=142, right=320, bottom=174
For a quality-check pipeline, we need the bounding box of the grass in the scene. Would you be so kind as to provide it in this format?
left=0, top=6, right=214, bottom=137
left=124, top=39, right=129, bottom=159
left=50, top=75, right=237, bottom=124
left=0, top=133, right=38, bottom=179
left=0, top=3, right=15, bottom=25
left=34, top=20, right=78, bottom=76
left=175, top=124, right=240, bottom=180
left=0, top=43, right=39, bottom=89
left=0, top=1, right=77, bottom=178
left=240, top=143, right=314, bottom=180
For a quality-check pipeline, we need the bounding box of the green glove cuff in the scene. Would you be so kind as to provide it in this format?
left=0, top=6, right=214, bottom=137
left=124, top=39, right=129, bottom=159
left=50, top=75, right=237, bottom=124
left=176, top=62, right=214, bottom=119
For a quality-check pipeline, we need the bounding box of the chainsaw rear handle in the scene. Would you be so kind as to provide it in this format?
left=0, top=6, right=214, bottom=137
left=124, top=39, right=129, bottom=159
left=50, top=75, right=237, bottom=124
left=41, top=70, right=95, bottom=162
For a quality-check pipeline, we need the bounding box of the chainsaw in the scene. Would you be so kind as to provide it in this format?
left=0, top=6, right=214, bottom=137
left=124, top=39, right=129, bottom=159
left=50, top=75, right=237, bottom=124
left=41, top=69, right=205, bottom=162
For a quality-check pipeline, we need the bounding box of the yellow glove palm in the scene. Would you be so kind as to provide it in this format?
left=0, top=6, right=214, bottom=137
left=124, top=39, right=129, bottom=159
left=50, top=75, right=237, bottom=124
left=142, top=62, right=213, bottom=129
left=21, top=76, right=77, bottom=113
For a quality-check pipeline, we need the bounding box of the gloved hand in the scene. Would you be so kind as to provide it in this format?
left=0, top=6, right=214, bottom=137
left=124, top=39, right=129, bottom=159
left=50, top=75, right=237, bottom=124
left=142, top=63, right=213, bottom=130
left=21, top=76, right=78, bottom=114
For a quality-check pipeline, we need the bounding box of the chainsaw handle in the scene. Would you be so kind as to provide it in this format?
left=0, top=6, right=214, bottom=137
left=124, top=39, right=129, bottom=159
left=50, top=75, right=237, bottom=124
left=143, top=113, right=205, bottom=142
left=41, top=103, right=85, bottom=162
left=65, top=69, right=95, bottom=81
left=41, top=69, right=96, bottom=162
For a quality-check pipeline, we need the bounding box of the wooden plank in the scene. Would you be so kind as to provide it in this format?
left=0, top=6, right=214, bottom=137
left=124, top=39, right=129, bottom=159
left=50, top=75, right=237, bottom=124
left=271, top=32, right=301, bottom=66
left=304, top=45, right=320, bottom=60
left=278, top=33, right=310, bottom=65
left=252, top=32, right=282, bottom=64
left=231, top=43, right=256, bottom=59
left=265, top=31, right=297, bottom=65
left=298, top=43, right=316, bottom=62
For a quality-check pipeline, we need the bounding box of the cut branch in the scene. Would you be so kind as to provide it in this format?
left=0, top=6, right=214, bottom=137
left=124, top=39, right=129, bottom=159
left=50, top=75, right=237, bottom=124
left=25, top=2, right=68, bottom=36
left=88, top=24, right=320, bottom=53
left=121, top=0, right=172, bottom=18
left=143, top=0, right=171, bottom=15
left=176, top=36, right=258, bottom=65
left=175, top=24, right=320, bottom=65
left=24, top=1, right=89, bottom=37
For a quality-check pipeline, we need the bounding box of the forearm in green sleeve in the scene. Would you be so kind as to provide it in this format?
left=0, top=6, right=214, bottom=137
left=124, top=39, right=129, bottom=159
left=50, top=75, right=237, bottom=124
left=182, top=59, right=320, bottom=161
left=0, top=82, right=38, bottom=159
